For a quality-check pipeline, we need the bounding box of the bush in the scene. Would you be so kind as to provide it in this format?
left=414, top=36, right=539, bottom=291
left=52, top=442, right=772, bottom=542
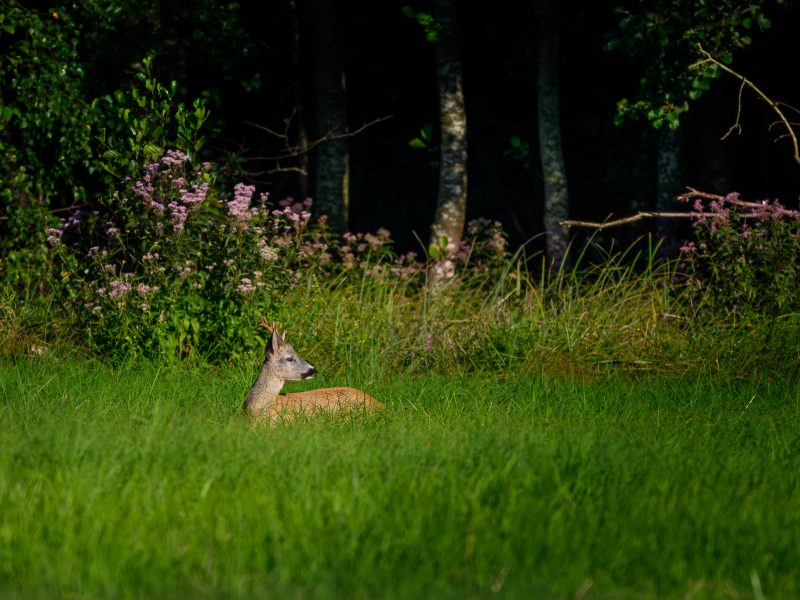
left=0, top=2, right=94, bottom=290
left=680, top=192, right=800, bottom=316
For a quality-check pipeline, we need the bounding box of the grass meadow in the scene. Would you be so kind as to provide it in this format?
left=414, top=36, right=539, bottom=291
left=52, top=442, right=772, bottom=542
left=2, top=248, right=800, bottom=598
left=1, top=355, right=798, bottom=599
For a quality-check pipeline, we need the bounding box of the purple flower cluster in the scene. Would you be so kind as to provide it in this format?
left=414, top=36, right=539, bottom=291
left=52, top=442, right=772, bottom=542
left=275, top=197, right=312, bottom=227
left=46, top=208, right=89, bottom=245
left=236, top=277, right=257, bottom=295
left=132, top=149, right=211, bottom=231
left=680, top=191, right=800, bottom=313
left=160, top=149, right=189, bottom=167
left=225, top=183, right=259, bottom=223
left=46, top=227, right=62, bottom=245
left=108, top=279, right=131, bottom=299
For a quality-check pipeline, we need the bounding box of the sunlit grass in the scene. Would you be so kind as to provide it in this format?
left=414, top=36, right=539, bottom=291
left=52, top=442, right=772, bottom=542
left=1, top=358, right=798, bottom=598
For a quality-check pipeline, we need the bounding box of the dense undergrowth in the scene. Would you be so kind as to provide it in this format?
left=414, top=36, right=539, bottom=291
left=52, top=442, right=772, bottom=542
left=4, top=239, right=799, bottom=380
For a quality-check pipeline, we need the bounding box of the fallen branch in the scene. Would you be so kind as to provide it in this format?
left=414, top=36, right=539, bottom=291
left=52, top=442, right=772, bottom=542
left=562, top=187, right=799, bottom=230
left=563, top=211, right=707, bottom=230
left=677, top=187, right=798, bottom=216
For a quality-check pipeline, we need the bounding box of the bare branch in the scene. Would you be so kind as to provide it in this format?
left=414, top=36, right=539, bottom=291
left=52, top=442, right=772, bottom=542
left=721, top=80, right=745, bottom=140
left=676, top=187, right=797, bottom=213
left=267, top=164, right=309, bottom=176
left=562, top=211, right=708, bottom=230
left=246, top=114, right=394, bottom=162
left=0, top=203, right=90, bottom=222
left=695, top=45, right=800, bottom=166
left=564, top=187, right=800, bottom=230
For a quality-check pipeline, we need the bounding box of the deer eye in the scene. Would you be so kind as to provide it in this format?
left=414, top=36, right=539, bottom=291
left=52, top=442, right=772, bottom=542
left=285, top=356, right=295, bottom=363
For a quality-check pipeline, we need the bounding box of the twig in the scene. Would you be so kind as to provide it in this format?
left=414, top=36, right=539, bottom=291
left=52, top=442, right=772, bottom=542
left=0, top=202, right=89, bottom=221
left=721, top=80, right=745, bottom=139
left=246, top=114, right=393, bottom=162
left=694, top=45, right=800, bottom=166
left=562, top=211, right=707, bottom=230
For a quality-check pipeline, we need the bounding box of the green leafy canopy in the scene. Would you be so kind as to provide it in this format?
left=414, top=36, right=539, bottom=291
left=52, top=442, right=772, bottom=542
left=607, top=0, right=785, bottom=129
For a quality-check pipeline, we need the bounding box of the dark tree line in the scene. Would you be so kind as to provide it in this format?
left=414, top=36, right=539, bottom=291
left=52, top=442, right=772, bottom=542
left=2, top=0, right=799, bottom=270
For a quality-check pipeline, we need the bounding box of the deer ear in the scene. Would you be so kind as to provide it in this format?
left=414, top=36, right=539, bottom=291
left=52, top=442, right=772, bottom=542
left=266, top=330, right=283, bottom=355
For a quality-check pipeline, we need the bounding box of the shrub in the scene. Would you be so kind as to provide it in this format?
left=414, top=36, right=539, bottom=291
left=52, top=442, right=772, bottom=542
left=680, top=192, right=800, bottom=316
left=28, top=53, right=511, bottom=364
left=47, top=151, right=512, bottom=363
left=0, top=2, right=94, bottom=290
left=49, top=150, right=334, bottom=362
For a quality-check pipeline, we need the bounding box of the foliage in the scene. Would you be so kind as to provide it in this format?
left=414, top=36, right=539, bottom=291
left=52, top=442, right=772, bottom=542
left=401, top=5, right=441, bottom=42
left=408, top=123, right=439, bottom=169
left=93, top=56, right=210, bottom=181
left=38, top=63, right=507, bottom=362
left=47, top=157, right=511, bottom=363
left=607, top=0, right=785, bottom=129
left=504, top=135, right=532, bottom=169
left=0, top=1, right=94, bottom=288
left=679, top=192, right=800, bottom=316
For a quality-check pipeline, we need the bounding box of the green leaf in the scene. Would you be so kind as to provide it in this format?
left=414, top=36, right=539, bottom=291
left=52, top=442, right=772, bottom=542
left=428, top=244, right=441, bottom=260
left=438, top=235, right=448, bottom=249
left=409, top=138, right=427, bottom=149
left=510, top=136, right=522, bottom=148
left=425, top=31, right=439, bottom=42
left=401, top=5, right=415, bottom=18
left=757, top=15, right=771, bottom=29
left=420, top=124, right=432, bottom=141
left=742, top=17, right=752, bottom=29
left=417, top=13, right=434, bottom=26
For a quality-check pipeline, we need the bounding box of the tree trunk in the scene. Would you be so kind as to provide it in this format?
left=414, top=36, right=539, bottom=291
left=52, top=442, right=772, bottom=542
left=537, top=0, right=569, bottom=271
left=655, top=126, right=682, bottom=256
left=306, top=0, right=349, bottom=231
left=430, top=0, right=468, bottom=282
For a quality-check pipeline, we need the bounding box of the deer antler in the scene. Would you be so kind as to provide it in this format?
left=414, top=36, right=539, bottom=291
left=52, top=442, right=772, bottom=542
left=258, top=317, right=275, bottom=333
left=258, top=317, right=287, bottom=340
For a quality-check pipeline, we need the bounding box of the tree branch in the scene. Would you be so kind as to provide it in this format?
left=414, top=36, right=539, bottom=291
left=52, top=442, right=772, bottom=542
left=246, top=113, right=393, bottom=162
left=562, top=187, right=799, bottom=230
left=562, top=211, right=709, bottom=230
left=693, top=45, right=800, bottom=166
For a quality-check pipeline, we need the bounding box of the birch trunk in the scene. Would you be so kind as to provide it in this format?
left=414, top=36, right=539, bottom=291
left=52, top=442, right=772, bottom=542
left=430, top=0, right=468, bottom=281
left=537, top=0, right=569, bottom=270
left=307, top=0, right=349, bottom=231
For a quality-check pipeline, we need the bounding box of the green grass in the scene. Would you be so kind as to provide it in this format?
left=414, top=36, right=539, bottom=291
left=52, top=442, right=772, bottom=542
left=1, top=357, right=798, bottom=599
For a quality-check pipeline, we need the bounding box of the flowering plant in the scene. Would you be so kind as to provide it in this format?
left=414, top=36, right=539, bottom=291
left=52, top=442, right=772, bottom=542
left=42, top=59, right=511, bottom=362
left=48, top=150, right=334, bottom=361
left=679, top=192, right=800, bottom=315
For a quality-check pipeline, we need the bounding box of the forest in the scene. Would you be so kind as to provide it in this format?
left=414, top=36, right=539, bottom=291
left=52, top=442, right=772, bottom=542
left=1, top=1, right=799, bottom=598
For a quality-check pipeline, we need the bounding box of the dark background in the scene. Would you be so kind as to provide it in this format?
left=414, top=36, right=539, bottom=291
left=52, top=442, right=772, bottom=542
left=21, top=0, right=800, bottom=253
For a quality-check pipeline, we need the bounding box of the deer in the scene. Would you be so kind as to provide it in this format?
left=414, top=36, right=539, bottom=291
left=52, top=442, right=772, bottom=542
left=243, top=318, right=384, bottom=421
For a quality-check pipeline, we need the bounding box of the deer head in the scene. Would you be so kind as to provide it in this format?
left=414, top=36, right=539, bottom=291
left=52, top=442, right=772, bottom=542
left=257, top=317, right=316, bottom=381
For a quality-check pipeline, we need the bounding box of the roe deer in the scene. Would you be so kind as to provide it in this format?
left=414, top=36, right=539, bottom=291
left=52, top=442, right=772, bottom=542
left=243, top=318, right=383, bottom=421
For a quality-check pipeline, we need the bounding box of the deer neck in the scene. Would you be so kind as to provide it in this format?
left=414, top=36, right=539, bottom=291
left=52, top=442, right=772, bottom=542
left=244, top=363, right=285, bottom=416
